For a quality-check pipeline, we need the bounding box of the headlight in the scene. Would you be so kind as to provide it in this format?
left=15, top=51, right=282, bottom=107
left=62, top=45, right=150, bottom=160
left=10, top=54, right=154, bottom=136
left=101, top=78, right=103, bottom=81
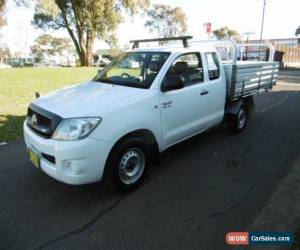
left=52, top=117, right=102, bottom=141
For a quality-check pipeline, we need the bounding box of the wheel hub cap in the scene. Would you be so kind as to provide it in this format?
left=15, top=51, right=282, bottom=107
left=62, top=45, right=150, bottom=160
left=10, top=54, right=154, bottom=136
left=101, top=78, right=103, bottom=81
left=119, top=148, right=145, bottom=185
left=238, top=108, right=246, bottom=129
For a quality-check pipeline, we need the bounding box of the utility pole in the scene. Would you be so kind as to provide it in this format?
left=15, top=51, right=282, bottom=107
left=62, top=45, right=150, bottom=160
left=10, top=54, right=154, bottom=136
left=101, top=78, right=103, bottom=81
left=259, top=0, right=267, bottom=60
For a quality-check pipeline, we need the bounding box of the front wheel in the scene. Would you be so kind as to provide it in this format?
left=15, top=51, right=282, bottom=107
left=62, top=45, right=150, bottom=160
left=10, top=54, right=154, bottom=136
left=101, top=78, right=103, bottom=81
left=228, top=105, right=248, bottom=134
left=106, top=138, right=149, bottom=193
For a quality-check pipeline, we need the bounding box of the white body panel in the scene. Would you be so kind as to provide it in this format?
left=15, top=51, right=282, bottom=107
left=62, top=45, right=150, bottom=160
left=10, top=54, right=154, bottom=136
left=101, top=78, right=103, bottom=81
left=34, top=81, right=143, bottom=118
left=24, top=122, right=112, bottom=184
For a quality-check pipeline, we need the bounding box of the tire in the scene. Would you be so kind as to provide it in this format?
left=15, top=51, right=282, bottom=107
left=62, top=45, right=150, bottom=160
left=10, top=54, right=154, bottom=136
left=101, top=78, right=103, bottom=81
left=106, top=137, right=149, bottom=193
left=228, top=105, right=248, bottom=134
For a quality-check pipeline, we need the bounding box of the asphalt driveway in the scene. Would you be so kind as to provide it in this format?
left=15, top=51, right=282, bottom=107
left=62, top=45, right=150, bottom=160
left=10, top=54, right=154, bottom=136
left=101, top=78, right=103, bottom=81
left=1, top=74, right=300, bottom=250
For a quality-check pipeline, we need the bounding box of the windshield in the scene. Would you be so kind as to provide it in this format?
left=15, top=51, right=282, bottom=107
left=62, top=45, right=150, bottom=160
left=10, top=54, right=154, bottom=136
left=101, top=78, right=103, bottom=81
left=94, top=52, right=170, bottom=89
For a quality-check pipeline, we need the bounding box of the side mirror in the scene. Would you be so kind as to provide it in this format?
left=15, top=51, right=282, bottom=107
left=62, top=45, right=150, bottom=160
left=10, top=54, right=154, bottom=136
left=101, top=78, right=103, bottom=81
left=161, top=75, right=184, bottom=92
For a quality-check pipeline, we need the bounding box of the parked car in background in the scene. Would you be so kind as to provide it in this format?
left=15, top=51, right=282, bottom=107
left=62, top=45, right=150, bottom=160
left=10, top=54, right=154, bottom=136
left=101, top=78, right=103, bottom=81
left=93, top=55, right=112, bottom=67
left=10, top=57, right=34, bottom=67
left=118, top=59, right=140, bottom=69
left=99, top=57, right=111, bottom=67
left=0, top=63, right=12, bottom=69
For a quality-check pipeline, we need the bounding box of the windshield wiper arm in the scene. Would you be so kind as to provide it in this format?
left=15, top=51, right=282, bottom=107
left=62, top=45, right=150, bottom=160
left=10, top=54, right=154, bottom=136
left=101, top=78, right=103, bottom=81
left=95, top=78, right=113, bottom=83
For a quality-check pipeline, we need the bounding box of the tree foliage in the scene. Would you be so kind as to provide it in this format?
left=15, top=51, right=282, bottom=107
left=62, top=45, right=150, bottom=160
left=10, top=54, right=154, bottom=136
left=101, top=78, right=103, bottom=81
left=144, top=4, right=187, bottom=38
left=213, top=26, right=241, bottom=41
left=30, top=0, right=149, bottom=66
left=0, top=0, right=6, bottom=28
left=30, top=34, right=73, bottom=61
left=296, top=26, right=300, bottom=36
left=0, top=43, right=10, bottom=62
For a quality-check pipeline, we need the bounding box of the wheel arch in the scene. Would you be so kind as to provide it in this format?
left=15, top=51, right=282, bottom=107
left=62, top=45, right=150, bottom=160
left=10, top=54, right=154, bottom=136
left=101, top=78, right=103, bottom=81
left=225, top=96, right=255, bottom=118
left=103, top=129, right=160, bottom=179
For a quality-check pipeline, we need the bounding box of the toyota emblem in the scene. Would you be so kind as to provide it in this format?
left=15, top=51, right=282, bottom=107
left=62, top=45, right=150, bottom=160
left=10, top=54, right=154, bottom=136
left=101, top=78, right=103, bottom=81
left=31, top=114, right=37, bottom=126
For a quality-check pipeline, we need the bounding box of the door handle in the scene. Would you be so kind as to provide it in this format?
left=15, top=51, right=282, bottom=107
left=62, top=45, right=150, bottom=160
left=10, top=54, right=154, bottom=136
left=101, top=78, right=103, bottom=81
left=200, top=90, right=209, bottom=96
left=162, top=101, right=173, bottom=106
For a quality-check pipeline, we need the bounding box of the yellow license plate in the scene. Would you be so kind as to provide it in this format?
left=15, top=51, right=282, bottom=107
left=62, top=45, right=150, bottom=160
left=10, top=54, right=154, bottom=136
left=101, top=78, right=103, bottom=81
left=29, top=148, right=40, bottom=168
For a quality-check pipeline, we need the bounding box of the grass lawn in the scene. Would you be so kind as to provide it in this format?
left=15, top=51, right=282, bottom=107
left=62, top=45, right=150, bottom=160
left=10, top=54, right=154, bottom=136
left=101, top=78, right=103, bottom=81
left=0, top=67, right=98, bottom=142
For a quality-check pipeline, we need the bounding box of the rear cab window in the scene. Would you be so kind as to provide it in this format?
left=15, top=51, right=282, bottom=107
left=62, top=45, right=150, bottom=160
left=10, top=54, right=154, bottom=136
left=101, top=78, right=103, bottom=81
left=205, top=52, right=220, bottom=80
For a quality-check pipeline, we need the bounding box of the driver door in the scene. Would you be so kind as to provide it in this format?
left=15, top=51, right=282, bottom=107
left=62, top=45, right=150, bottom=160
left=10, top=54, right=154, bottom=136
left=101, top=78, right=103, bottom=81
left=159, top=52, right=211, bottom=148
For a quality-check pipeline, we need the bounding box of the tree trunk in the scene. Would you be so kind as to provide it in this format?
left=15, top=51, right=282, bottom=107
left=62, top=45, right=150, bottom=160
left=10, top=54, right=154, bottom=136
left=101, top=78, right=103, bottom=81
left=75, top=46, right=85, bottom=66
left=60, top=7, right=86, bottom=66
left=85, top=31, right=95, bottom=66
left=77, top=30, right=86, bottom=66
left=59, top=3, right=95, bottom=66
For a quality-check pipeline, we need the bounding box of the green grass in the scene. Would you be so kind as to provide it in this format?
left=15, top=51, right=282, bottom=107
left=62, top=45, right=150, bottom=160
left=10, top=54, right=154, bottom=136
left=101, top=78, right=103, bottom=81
left=0, top=67, right=98, bottom=142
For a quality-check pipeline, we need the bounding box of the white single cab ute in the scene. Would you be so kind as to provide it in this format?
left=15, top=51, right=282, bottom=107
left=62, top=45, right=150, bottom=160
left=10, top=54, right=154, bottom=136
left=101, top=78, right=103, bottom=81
left=24, top=36, right=279, bottom=192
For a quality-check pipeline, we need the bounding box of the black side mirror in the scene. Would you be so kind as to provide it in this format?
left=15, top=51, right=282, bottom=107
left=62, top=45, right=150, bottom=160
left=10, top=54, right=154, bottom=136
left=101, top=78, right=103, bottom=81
left=161, top=75, right=184, bottom=92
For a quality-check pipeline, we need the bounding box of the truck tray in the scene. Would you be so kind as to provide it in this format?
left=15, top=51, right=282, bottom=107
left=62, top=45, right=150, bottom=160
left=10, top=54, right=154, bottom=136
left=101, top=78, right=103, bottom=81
left=224, top=61, right=279, bottom=101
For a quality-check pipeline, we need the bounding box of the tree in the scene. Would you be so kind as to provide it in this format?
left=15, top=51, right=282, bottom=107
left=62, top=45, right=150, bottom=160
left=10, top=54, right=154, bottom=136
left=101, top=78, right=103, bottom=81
left=0, top=43, right=10, bottom=63
left=30, top=34, right=74, bottom=63
left=296, top=26, right=300, bottom=37
left=144, top=4, right=187, bottom=38
left=29, top=0, right=149, bottom=66
left=213, top=26, right=241, bottom=41
left=0, top=0, right=6, bottom=28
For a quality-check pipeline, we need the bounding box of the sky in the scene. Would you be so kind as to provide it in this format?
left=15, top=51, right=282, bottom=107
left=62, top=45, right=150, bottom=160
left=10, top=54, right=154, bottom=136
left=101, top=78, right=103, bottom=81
left=0, top=0, right=299, bottom=56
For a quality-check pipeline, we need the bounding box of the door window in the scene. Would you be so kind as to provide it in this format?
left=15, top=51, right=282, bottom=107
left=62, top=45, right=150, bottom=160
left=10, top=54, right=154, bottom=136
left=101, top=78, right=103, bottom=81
left=166, top=53, right=203, bottom=87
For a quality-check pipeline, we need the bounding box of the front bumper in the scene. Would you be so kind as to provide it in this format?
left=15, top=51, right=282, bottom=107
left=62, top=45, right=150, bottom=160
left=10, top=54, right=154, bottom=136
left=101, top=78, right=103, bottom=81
left=24, top=122, right=113, bottom=185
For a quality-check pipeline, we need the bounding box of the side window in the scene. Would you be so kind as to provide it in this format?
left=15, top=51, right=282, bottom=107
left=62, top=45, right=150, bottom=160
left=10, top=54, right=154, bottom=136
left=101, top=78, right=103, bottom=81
left=206, top=52, right=220, bottom=80
left=166, top=53, right=203, bottom=86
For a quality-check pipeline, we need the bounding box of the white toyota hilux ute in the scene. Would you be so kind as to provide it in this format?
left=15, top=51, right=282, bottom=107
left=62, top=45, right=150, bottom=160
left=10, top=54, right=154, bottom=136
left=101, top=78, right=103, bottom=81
left=24, top=37, right=279, bottom=192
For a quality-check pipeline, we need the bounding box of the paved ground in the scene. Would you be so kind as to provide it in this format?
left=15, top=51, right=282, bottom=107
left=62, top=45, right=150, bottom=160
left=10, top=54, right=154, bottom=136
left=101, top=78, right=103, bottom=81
left=278, top=70, right=300, bottom=84
left=1, top=73, right=300, bottom=250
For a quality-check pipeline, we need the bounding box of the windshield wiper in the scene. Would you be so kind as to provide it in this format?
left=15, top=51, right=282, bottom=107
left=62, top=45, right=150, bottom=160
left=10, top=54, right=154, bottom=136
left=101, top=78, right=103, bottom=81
left=95, top=78, right=114, bottom=83
left=94, top=78, right=146, bottom=89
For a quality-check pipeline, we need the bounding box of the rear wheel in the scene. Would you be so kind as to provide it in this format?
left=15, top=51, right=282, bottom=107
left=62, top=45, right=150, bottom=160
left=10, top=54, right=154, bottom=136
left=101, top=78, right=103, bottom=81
left=106, top=137, right=149, bottom=193
left=228, top=105, right=248, bottom=134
